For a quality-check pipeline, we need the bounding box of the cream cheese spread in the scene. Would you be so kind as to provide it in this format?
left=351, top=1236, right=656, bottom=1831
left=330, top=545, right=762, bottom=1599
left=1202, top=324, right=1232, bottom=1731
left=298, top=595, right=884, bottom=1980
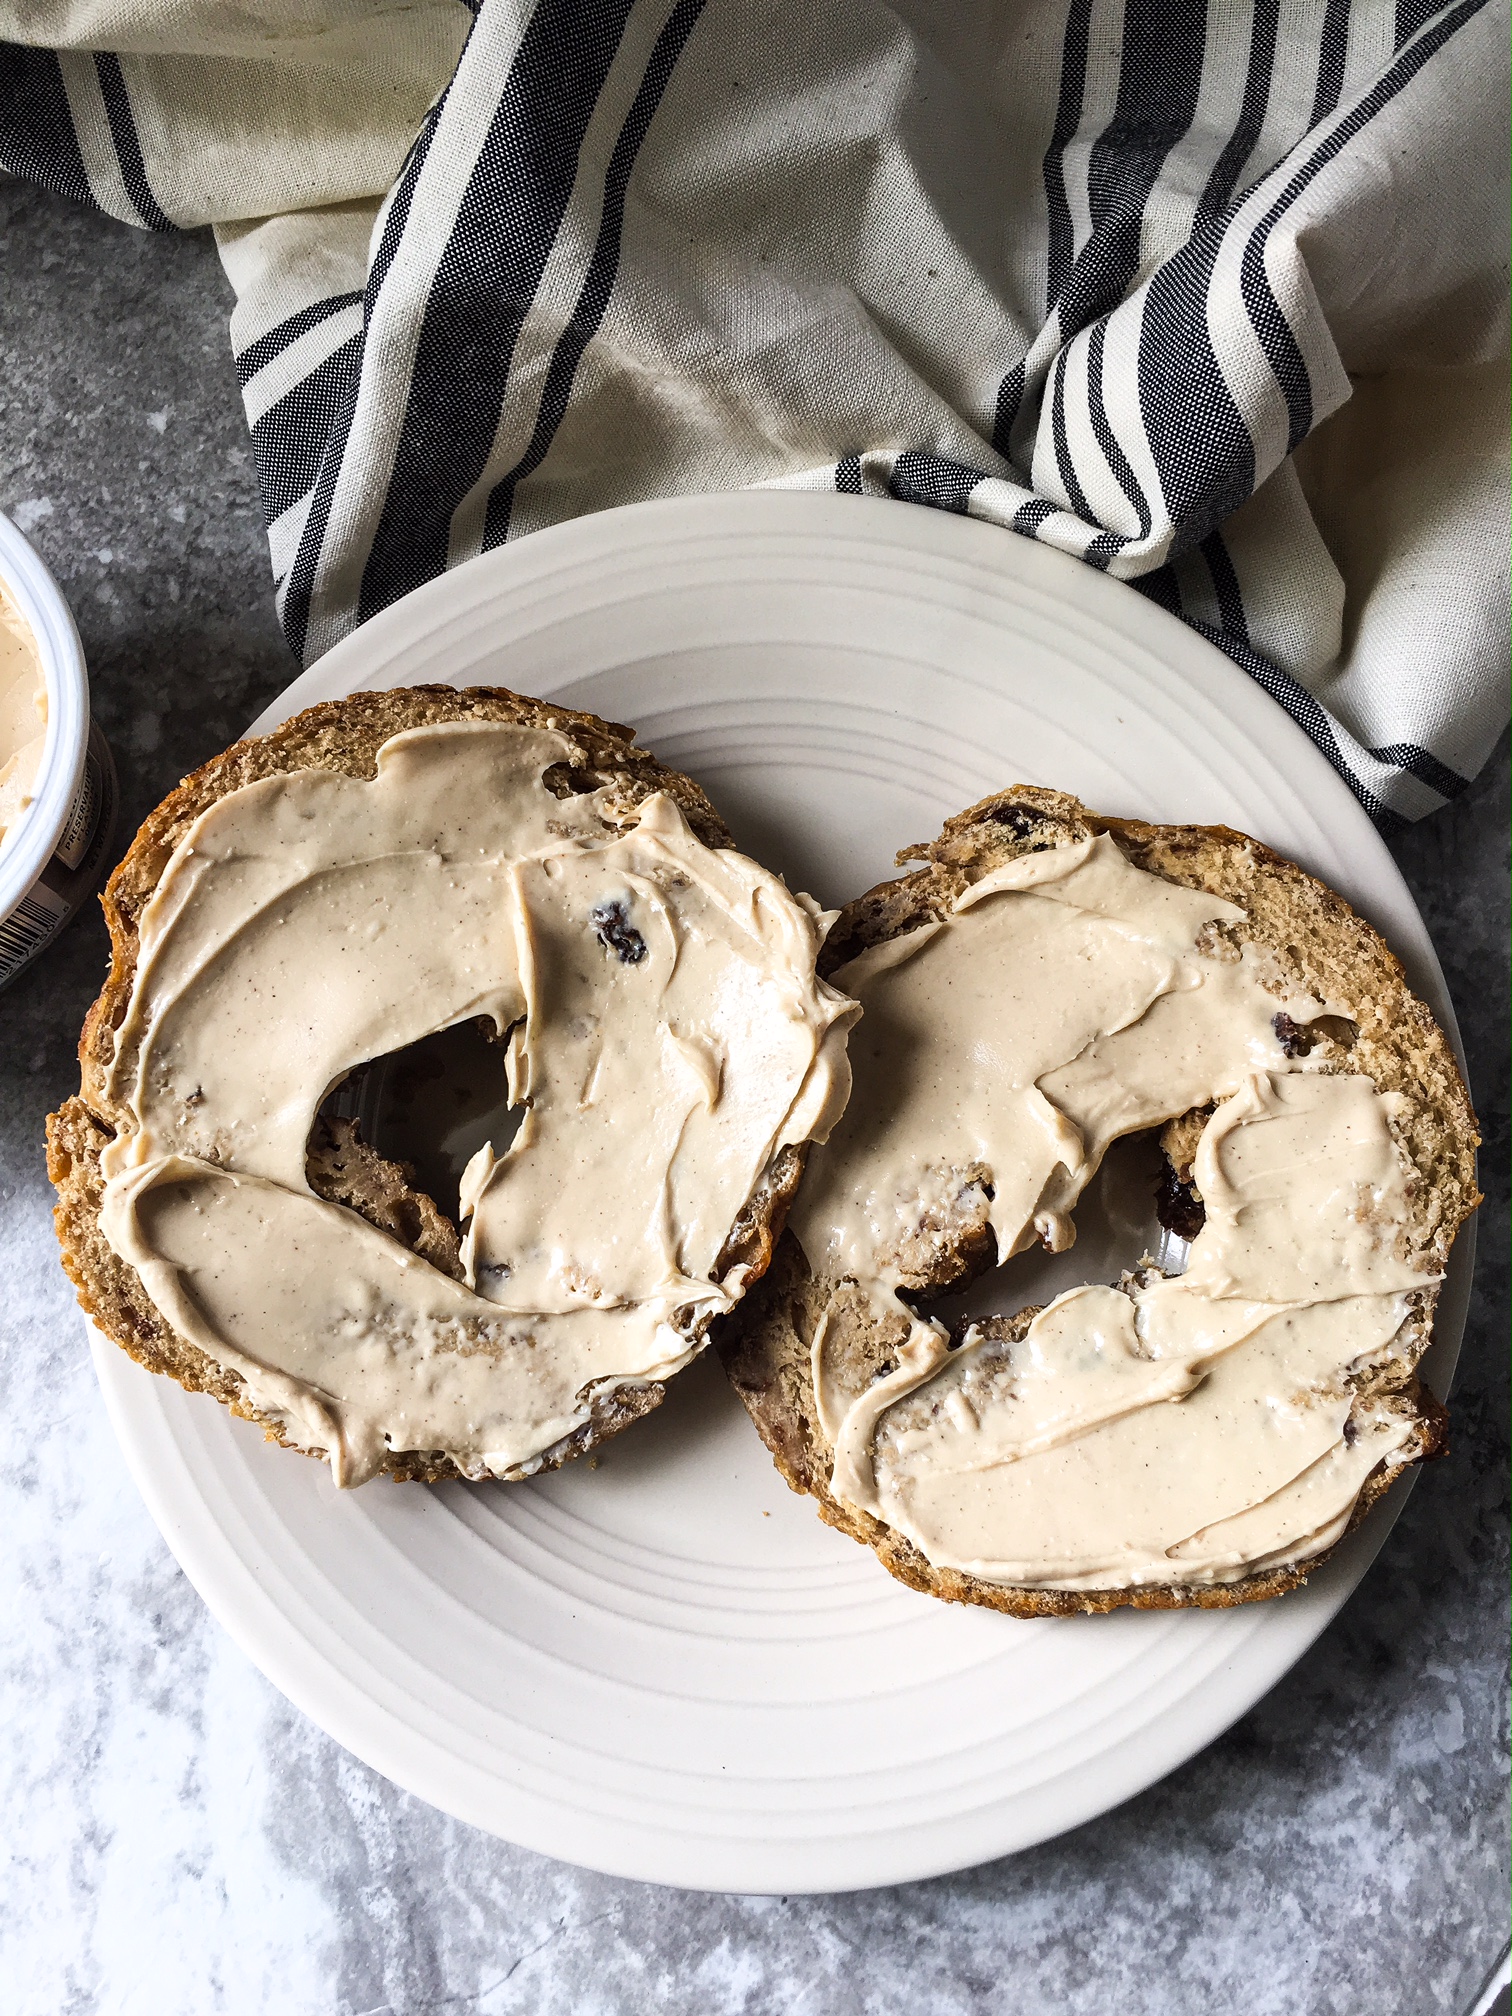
left=99, top=719, right=857, bottom=1486
left=0, top=581, right=47, bottom=852
left=791, top=833, right=1437, bottom=1590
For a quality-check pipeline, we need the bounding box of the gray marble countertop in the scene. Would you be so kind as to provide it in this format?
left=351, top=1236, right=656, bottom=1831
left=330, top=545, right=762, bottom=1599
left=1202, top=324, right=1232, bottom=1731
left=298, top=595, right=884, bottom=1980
left=1, top=179, right=1506, bottom=2016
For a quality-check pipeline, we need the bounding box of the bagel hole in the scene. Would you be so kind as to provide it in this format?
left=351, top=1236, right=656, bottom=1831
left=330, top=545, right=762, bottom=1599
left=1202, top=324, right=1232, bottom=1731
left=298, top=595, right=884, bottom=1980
left=317, top=1018, right=523, bottom=1229
left=923, top=1129, right=1187, bottom=1334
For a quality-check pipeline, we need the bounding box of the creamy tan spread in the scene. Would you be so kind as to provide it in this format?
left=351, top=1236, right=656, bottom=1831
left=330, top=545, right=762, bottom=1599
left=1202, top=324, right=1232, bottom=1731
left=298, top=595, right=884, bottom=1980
left=791, top=834, right=1436, bottom=1590
left=0, top=581, right=47, bottom=851
left=100, top=720, right=856, bottom=1486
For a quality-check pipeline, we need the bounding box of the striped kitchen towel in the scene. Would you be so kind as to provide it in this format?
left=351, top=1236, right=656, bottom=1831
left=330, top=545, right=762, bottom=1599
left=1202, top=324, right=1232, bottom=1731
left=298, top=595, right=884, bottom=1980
left=1, top=0, right=1506, bottom=827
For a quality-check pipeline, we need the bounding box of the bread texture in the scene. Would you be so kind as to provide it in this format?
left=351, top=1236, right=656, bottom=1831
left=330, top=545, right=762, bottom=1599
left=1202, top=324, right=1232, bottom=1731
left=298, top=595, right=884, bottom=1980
left=49, top=684, right=803, bottom=1483
left=717, top=784, right=1480, bottom=1615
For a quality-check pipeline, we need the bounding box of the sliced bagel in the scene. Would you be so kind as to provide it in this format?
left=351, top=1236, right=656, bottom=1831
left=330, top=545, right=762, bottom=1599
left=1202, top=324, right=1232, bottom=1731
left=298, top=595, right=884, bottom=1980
left=718, top=785, right=1479, bottom=1614
left=50, top=685, right=849, bottom=1486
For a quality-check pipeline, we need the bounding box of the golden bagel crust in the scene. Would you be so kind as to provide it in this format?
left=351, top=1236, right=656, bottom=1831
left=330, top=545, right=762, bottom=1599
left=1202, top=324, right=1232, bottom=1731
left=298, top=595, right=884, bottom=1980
left=717, top=785, right=1478, bottom=1614
left=50, top=684, right=803, bottom=1483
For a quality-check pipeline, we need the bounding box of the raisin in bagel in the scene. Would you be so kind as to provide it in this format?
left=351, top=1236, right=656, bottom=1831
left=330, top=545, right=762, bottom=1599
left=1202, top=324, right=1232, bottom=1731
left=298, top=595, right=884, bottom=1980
left=50, top=685, right=855, bottom=1487
left=718, top=785, right=1479, bottom=1615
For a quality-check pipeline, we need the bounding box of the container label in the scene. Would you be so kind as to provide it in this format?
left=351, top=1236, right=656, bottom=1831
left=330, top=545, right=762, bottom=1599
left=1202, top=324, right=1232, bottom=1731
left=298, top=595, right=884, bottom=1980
left=53, top=744, right=100, bottom=872
left=0, top=878, right=69, bottom=985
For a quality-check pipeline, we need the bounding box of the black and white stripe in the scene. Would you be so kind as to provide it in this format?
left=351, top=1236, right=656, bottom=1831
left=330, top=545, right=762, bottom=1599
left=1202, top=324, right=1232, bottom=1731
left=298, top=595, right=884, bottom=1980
left=1, top=0, right=1503, bottom=827
left=0, top=47, right=93, bottom=212
left=1, top=47, right=178, bottom=230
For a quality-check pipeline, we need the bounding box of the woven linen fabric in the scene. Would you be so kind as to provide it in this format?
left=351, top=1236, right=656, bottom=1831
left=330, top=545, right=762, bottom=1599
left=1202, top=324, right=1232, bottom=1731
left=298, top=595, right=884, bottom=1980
left=1, top=1, right=1506, bottom=828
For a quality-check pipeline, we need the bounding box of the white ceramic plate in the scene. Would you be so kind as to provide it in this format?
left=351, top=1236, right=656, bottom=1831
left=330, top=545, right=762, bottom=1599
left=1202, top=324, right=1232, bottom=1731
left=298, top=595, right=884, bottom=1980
left=90, top=493, right=1472, bottom=1893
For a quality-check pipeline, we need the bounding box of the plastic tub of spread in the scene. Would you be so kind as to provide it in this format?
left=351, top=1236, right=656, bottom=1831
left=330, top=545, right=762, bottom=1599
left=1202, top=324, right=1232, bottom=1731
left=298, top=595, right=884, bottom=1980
left=0, top=509, right=117, bottom=992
